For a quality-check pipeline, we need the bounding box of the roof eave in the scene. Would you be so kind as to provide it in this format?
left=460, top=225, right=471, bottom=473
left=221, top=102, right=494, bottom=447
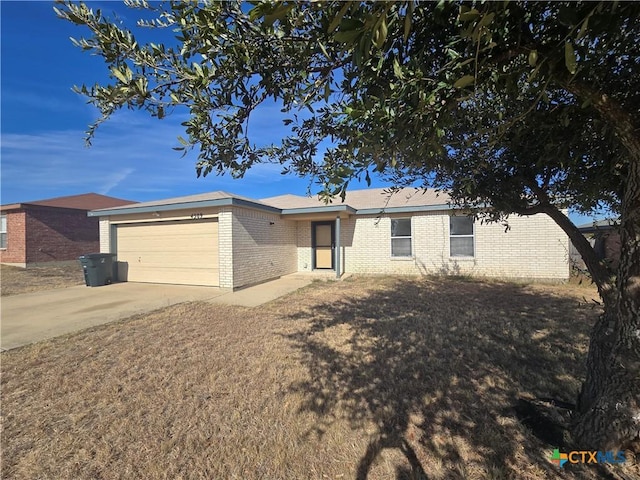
left=0, top=203, right=23, bottom=212
left=89, top=197, right=281, bottom=217
left=281, top=205, right=357, bottom=215
left=356, top=204, right=455, bottom=215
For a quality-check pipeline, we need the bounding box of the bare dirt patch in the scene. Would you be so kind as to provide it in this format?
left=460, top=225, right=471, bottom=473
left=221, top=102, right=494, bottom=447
left=1, top=276, right=636, bottom=479
left=1, top=264, right=84, bottom=296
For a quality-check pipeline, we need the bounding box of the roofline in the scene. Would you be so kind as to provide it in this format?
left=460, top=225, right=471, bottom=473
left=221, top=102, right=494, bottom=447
left=0, top=203, right=23, bottom=211
left=1, top=202, right=108, bottom=212
left=355, top=204, right=456, bottom=215
left=89, top=197, right=281, bottom=216
left=88, top=198, right=462, bottom=217
left=280, top=205, right=357, bottom=215
left=578, top=225, right=617, bottom=234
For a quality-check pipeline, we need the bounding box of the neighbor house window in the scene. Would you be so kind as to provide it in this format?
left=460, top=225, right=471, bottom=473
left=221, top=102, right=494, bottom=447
left=391, top=218, right=412, bottom=257
left=0, top=214, right=6, bottom=249
left=450, top=216, right=474, bottom=257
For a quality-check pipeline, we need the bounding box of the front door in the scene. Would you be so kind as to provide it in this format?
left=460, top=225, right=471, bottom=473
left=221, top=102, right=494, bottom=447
left=312, top=222, right=334, bottom=269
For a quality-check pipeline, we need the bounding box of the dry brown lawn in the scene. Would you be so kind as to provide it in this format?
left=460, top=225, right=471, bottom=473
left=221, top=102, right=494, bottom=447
left=1, top=264, right=84, bottom=296
left=1, top=276, right=637, bottom=479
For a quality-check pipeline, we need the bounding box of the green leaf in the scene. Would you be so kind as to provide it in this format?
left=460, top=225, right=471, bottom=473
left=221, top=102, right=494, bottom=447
left=453, top=75, right=475, bottom=89
left=459, top=9, right=480, bottom=22
left=111, top=67, right=130, bottom=84
left=577, top=16, right=589, bottom=40
left=328, top=2, right=350, bottom=33
left=264, top=4, right=294, bottom=27
left=403, top=3, right=413, bottom=42
left=340, top=17, right=364, bottom=31
left=375, top=16, right=388, bottom=49
left=334, top=29, right=361, bottom=44
left=248, top=3, right=268, bottom=21
left=393, top=57, right=404, bottom=80
left=565, top=41, right=577, bottom=75
left=478, top=12, right=495, bottom=28
left=318, top=41, right=331, bottom=61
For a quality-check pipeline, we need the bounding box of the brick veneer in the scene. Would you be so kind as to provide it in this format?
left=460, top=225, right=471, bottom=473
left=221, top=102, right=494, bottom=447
left=0, top=207, right=100, bottom=266
left=96, top=204, right=569, bottom=288
left=230, top=207, right=297, bottom=288
left=0, top=211, right=27, bottom=264
left=297, top=211, right=569, bottom=280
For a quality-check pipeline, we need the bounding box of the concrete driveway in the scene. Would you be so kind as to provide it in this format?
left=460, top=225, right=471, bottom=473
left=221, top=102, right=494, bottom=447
left=1, top=275, right=313, bottom=351
left=1, top=283, right=226, bottom=351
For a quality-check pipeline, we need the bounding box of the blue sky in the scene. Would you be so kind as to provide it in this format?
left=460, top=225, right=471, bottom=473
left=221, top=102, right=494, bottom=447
left=0, top=2, right=601, bottom=225
left=1, top=1, right=380, bottom=205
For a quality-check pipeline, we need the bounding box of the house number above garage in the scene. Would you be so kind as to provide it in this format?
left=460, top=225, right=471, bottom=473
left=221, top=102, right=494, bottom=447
left=190, top=213, right=204, bottom=220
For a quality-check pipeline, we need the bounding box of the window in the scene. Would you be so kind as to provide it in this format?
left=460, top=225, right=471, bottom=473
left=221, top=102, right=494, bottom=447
left=0, top=214, right=6, bottom=249
left=450, top=216, right=474, bottom=257
left=391, top=218, right=412, bottom=257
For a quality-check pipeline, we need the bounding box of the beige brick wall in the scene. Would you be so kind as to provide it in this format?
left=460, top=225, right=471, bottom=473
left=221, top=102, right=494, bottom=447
left=297, top=221, right=312, bottom=271
left=298, top=211, right=569, bottom=280
left=231, top=207, right=297, bottom=288
left=217, top=208, right=234, bottom=289
left=99, top=217, right=110, bottom=253
left=96, top=205, right=296, bottom=289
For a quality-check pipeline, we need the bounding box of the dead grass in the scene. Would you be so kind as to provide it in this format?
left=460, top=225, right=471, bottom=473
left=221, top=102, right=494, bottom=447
left=1, top=276, right=637, bottom=479
left=1, top=264, right=84, bottom=296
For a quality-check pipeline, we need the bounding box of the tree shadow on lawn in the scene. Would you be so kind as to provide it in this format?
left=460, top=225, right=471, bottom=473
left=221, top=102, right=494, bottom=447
left=284, top=277, right=609, bottom=479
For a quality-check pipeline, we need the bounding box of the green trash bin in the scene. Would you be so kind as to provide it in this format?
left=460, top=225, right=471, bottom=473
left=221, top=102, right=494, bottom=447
left=78, top=253, right=117, bottom=287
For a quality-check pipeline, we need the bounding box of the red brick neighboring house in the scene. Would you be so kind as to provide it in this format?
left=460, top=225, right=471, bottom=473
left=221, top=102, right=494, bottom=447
left=0, top=193, right=135, bottom=267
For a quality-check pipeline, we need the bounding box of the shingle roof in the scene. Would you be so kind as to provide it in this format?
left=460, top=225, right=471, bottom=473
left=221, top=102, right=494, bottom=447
left=1, top=193, right=135, bottom=211
left=88, top=187, right=453, bottom=217
left=261, top=187, right=451, bottom=211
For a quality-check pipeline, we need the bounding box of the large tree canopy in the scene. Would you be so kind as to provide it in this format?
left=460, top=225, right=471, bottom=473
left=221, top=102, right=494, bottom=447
left=57, top=1, right=639, bottom=451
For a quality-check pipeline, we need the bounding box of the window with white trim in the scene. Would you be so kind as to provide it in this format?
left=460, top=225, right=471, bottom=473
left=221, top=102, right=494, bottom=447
left=0, top=214, right=6, bottom=249
left=391, top=218, right=412, bottom=257
left=449, top=216, right=474, bottom=257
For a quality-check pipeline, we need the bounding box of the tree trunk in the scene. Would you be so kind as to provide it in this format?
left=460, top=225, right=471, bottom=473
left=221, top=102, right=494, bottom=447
left=571, top=133, right=640, bottom=451
left=554, top=81, right=640, bottom=450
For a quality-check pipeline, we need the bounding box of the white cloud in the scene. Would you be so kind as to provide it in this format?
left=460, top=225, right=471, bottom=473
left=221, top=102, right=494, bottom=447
left=0, top=110, right=309, bottom=204
left=100, top=168, right=135, bottom=195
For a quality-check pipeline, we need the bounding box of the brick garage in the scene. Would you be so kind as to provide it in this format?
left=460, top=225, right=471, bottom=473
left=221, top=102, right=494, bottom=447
left=92, top=188, right=569, bottom=290
left=0, top=193, right=135, bottom=267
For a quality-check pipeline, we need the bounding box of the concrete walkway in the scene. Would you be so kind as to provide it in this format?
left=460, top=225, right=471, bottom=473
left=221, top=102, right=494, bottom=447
left=1, top=275, right=312, bottom=351
left=210, top=274, right=313, bottom=307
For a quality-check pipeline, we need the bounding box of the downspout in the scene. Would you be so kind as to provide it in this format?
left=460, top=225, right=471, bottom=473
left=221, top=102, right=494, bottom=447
left=335, top=216, right=341, bottom=279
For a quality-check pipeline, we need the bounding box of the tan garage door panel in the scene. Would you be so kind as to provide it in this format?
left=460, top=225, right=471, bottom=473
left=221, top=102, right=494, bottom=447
left=117, top=220, right=219, bottom=286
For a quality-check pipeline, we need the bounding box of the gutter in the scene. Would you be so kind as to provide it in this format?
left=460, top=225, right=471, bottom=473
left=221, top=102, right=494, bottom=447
left=88, top=197, right=281, bottom=217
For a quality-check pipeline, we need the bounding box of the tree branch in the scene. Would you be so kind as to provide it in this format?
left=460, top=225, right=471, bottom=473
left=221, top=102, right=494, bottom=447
left=527, top=183, right=615, bottom=300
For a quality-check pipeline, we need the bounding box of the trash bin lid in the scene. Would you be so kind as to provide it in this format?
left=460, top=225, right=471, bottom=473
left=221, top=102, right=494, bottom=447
left=82, top=253, right=116, bottom=259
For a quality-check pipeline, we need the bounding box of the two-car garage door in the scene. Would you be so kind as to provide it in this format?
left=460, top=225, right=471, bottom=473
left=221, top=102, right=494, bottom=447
left=116, top=219, right=219, bottom=287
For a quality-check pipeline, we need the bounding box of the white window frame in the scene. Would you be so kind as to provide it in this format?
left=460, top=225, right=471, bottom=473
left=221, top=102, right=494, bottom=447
left=0, top=214, right=6, bottom=249
left=449, top=215, right=475, bottom=258
left=390, top=218, right=413, bottom=258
